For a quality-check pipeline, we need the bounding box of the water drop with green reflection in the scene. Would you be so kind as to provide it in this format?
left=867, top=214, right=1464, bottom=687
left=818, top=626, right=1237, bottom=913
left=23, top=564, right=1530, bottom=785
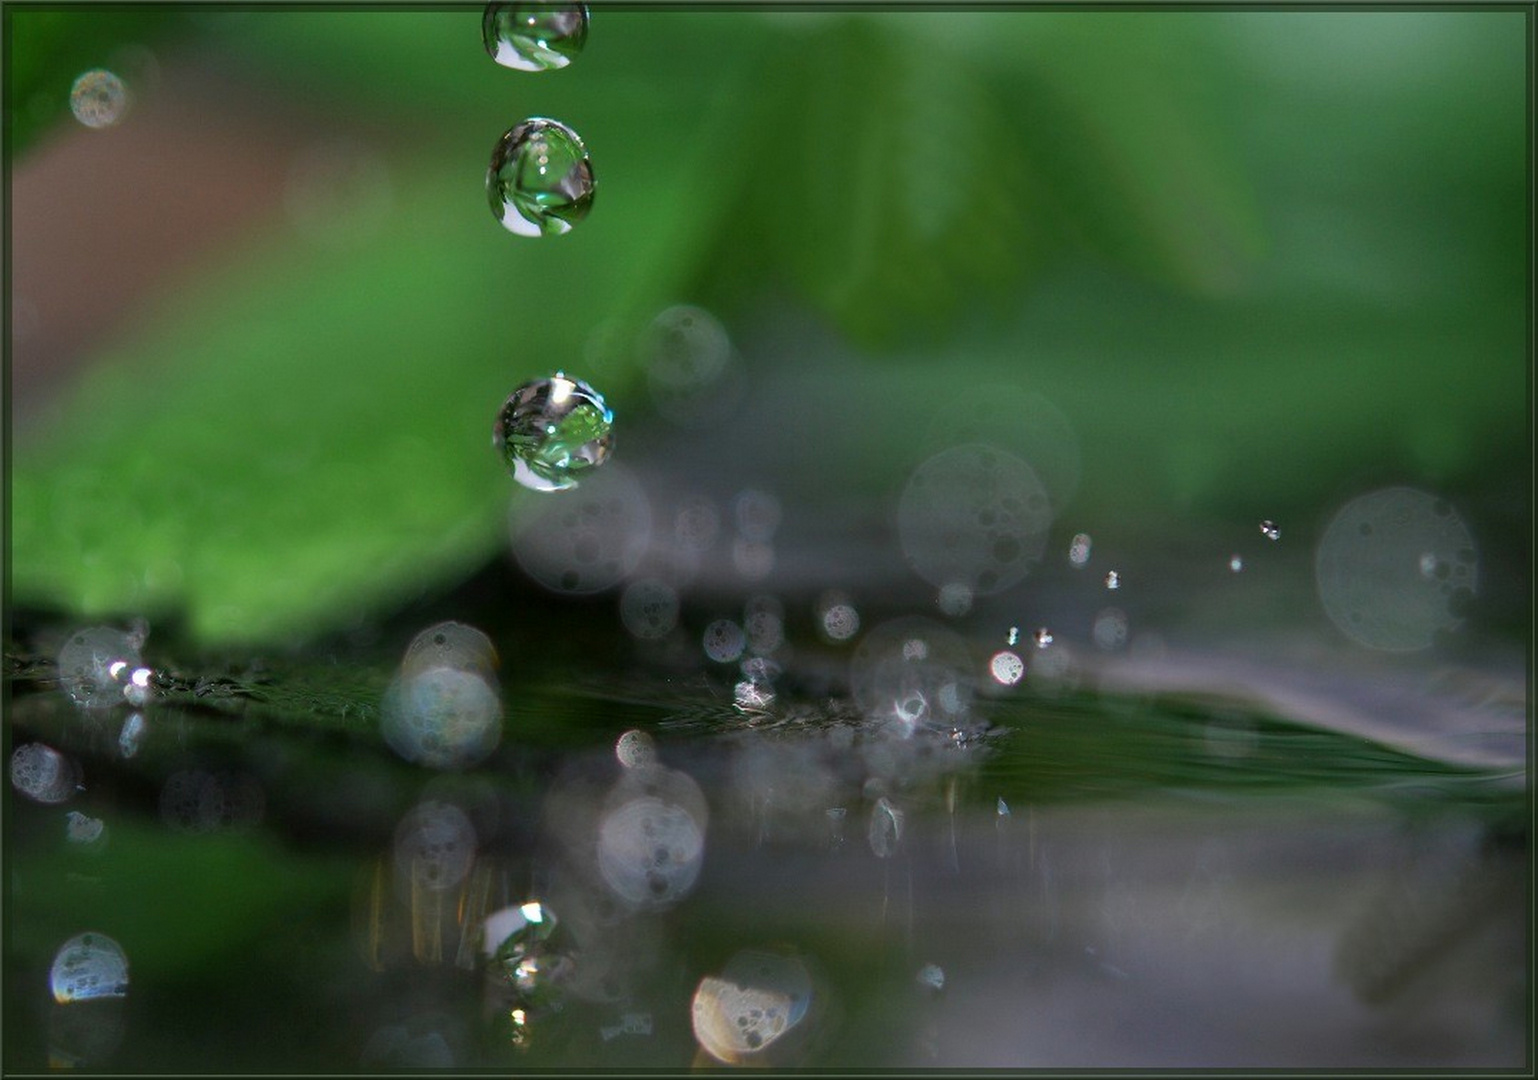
left=493, top=373, right=613, bottom=492
left=487, top=118, right=594, bottom=237
left=483, top=3, right=588, bottom=72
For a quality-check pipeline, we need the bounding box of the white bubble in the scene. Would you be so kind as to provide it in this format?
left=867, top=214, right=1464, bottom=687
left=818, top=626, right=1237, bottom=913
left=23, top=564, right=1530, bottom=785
left=10, top=743, right=79, bottom=804
left=851, top=617, right=975, bottom=732
left=56, top=626, right=143, bottom=709
left=815, top=592, right=860, bottom=642
left=703, top=619, right=747, bottom=663
left=989, top=650, right=1024, bottom=686
left=69, top=69, right=127, bottom=129
left=1315, top=486, right=1479, bottom=651
left=596, top=795, right=705, bottom=911
left=511, top=462, right=652, bottom=595
left=1092, top=608, right=1129, bottom=651
left=381, top=666, right=503, bottom=770
left=1069, top=532, right=1093, bottom=568
left=400, top=621, right=498, bottom=681
left=692, top=948, right=816, bottom=1065
left=393, top=800, right=477, bottom=897
left=898, top=444, right=1053, bottom=596
left=620, top=578, right=680, bottom=640
left=50, top=933, right=128, bottom=1003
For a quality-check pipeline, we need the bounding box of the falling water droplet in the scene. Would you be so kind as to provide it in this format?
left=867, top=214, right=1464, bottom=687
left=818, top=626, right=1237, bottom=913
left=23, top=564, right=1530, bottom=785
left=487, top=118, right=594, bottom=236
left=1260, top=520, right=1281, bottom=541
left=494, top=373, right=613, bottom=491
left=69, top=69, right=128, bottom=129
left=1103, top=570, right=1120, bottom=590
left=483, top=3, right=589, bottom=71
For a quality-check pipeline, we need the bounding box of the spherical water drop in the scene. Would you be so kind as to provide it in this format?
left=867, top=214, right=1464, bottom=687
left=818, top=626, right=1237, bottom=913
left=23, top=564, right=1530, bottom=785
left=483, top=3, right=588, bottom=71
left=642, top=305, right=745, bottom=427
left=494, top=373, right=613, bottom=492
left=488, top=118, right=593, bottom=237
left=1315, top=486, right=1478, bottom=651
left=989, top=650, right=1024, bottom=686
left=69, top=69, right=127, bottom=129
left=1229, top=554, right=1244, bottom=573
left=484, top=900, right=558, bottom=963
left=381, top=666, right=503, bottom=770
left=614, top=729, right=657, bottom=770
left=50, top=933, right=129, bottom=1003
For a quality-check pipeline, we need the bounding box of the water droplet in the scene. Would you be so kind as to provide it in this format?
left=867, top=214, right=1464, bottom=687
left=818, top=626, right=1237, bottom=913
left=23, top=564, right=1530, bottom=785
left=851, top=617, right=974, bottom=732
left=1229, top=554, right=1244, bottom=573
left=703, top=619, right=746, bottom=663
left=815, top=591, right=860, bottom=642
left=915, top=963, right=945, bottom=993
left=642, top=305, right=745, bottom=427
left=1069, top=532, right=1093, bottom=568
left=483, top=2, right=589, bottom=71
left=1006, top=626, right=1019, bottom=646
left=996, top=797, right=1010, bottom=817
left=1103, top=570, right=1120, bottom=590
left=988, top=650, right=1024, bottom=686
left=615, top=729, right=657, bottom=769
left=494, top=373, right=613, bottom=491
left=69, top=69, right=127, bottom=129
left=393, top=800, right=477, bottom=900
left=50, top=933, right=129, bottom=1003
left=1260, top=520, right=1281, bottom=541
left=597, top=794, right=705, bottom=911
left=484, top=900, right=559, bottom=964
left=401, top=621, right=499, bottom=681
left=1033, top=627, right=1053, bottom=648
left=487, top=118, right=594, bottom=236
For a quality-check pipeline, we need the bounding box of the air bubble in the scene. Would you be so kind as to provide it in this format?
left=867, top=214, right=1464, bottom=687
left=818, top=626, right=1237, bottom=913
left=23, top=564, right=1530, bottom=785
left=487, top=118, right=594, bottom=237
left=483, top=3, right=588, bottom=71
left=70, top=69, right=127, bottom=129
left=494, top=373, right=613, bottom=492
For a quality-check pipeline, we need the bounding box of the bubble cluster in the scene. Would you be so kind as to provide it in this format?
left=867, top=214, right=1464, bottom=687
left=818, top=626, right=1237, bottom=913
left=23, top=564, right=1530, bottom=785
left=494, top=373, right=613, bottom=492
left=641, top=305, right=745, bottom=427
left=50, top=933, right=129, bottom=1004
left=510, top=461, right=651, bottom=595
left=56, top=626, right=144, bottom=710
left=382, top=621, right=503, bottom=769
left=851, top=617, right=975, bottom=733
left=1315, top=486, right=1478, bottom=651
left=691, top=947, right=817, bottom=1065
left=482, top=3, right=589, bottom=71
left=487, top=118, right=594, bottom=237
left=618, top=577, right=680, bottom=640
left=10, top=743, right=79, bottom=804
left=898, top=445, right=1053, bottom=597
left=69, top=69, right=127, bottom=129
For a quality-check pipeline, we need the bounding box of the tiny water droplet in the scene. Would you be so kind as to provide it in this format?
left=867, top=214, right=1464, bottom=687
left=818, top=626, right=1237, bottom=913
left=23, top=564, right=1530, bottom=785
left=494, top=373, right=613, bottom=491
left=483, top=3, right=588, bottom=72
left=1229, top=554, right=1243, bottom=573
left=1033, top=627, right=1053, bottom=648
left=1260, top=520, right=1281, bottom=541
left=487, top=118, right=594, bottom=237
left=70, top=69, right=127, bottom=129
left=1103, top=570, right=1120, bottom=590
left=1005, top=626, right=1019, bottom=646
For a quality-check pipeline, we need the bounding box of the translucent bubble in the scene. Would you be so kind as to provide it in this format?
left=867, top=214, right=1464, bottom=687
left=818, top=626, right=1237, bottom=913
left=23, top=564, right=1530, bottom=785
left=743, top=595, right=784, bottom=655
left=511, top=461, right=651, bottom=595
left=1092, top=608, right=1129, bottom=651
left=484, top=900, right=558, bottom=963
left=675, top=495, right=721, bottom=553
left=815, top=591, right=860, bottom=642
left=851, top=617, right=975, bottom=732
left=1315, top=486, right=1479, bottom=651
left=10, top=743, right=79, bottom=804
left=66, top=811, right=106, bottom=847
left=381, top=666, right=503, bottom=770
left=482, top=2, right=589, bottom=71
left=596, top=795, right=705, bottom=911
left=401, top=621, right=498, bottom=681
left=898, top=444, right=1053, bottom=596
left=50, top=933, right=129, bottom=1003
left=936, top=582, right=973, bottom=617
left=703, top=619, right=746, bottom=663
left=487, top=118, right=594, bottom=237
left=868, top=796, right=903, bottom=858
left=69, top=69, right=127, bottom=129
left=988, top=650, right=1024, bottom=686
left=494, top=373, right=613, bottom=492
left=393, top=800, right=477, bottom=897
left=56, top=626, right=143, bottom=709
left=619, top=578, right=680, bottom=641
left=1103, top=570, right=1121, bottom=590
left=691, top=947, right=816, bottom=1065
left=1260, top=520, right=1281, bottom=541
left=642, top=305, right=745, bottom=427
left=614, top=729, right=657, bottom=770
left=1069, top=532, right=1093, bottom=568
left=915, top=963, right=945, bottom=992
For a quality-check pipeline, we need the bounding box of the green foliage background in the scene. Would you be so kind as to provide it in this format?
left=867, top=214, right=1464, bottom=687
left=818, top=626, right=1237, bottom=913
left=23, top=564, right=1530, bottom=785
left=7, top=8, right=1528, bottom=647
